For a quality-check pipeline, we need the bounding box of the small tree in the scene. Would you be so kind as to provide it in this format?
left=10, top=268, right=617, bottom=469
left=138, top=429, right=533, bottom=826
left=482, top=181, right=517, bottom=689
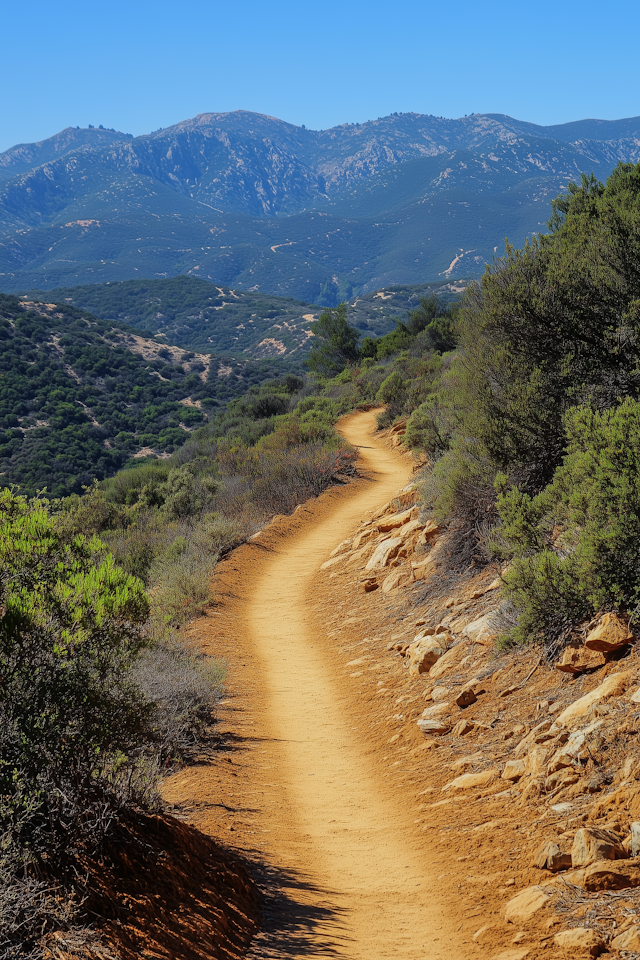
left=306, top=303, right=360, bottom=377
left=0, top=489, right=150, bottom=859
left=496, top=397, right=640, bottom=652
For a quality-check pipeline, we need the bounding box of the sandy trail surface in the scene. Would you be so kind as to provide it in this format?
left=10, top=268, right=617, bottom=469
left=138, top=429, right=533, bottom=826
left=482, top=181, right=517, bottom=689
left=165, top=410, right=470, bottom=959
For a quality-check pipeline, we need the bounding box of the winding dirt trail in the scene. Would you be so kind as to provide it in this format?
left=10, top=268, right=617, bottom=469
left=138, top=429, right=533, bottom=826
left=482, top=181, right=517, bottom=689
left=166, top=411, right=471, bottom=959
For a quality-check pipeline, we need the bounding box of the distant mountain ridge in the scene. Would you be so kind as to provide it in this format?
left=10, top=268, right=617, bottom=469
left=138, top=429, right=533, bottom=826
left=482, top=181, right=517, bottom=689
left=1, top=110, right=639, bottom=300
left=0, top=126, right=132, bottom=181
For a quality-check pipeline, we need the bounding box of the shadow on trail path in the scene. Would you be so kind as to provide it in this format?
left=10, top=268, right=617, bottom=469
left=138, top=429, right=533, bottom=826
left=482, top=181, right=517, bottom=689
left=244, top=857, right=349, bottom=960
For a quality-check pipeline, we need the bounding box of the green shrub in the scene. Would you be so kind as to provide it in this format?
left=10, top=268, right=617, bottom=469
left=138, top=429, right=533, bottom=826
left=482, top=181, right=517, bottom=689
left=161, top=465, right=218, bottom=519
left=404, top=397, right=450, bottom=457
left=102, top=459, right=172, bottom=506
left=0, top=489, right=150, bottom=857
left=377, top=370, right=406, bottom=406
left=497, top=398, right=640, bottom=651
left=306, top=303, right=360, bottom=376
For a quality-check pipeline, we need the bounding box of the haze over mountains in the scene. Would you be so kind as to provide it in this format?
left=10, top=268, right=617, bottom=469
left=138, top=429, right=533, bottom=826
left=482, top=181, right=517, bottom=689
left=1, top=110, right=640, bottom=302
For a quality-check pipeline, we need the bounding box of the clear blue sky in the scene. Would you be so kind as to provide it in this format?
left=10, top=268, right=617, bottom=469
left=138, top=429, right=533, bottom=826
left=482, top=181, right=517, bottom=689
left=2, top=0, right=639, bottom=152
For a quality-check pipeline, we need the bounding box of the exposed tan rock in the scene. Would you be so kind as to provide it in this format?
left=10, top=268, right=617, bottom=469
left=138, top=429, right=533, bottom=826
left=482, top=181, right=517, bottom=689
left=381, top=570, right=405, bottom=593
left=395, top=517, right=423, bottom=542
left=493, top=950, right=530, bottom=960
left=329, top=538, right=352, bottom=558
left=420, top=702, right=451, bottom=719
left=472, top=924, right=497, bottom=943
left=350, top=528, right=378, bottom=551
left=390, top=418, right=408, bottom=434
left=514, top=718, right=554, bottom=756
left=442, top=769, right=498, bottom=792
left=452, top=718, right=474, bottom=737
left=376, top=507, right=417, bottom=532
left=429, top=642, right=465, bottom=680
left=410, top=554, right=438, bottom=581
left=583, top=858, right=640, bottom=891
left=547, top=720, right=604, bottom=774
left=417, top=519, right=440, bottom=544
left=431, top=685, right=451, bottom=701
left=584, top=612, right=632, bottom=652
left=525, top=745, right=550, bottom=777
left=611, top=925, right=640, bottom=952
left=451, top=752, right=484, bottom=770
left=502, top=759, right=527, bottom=782
left=345, top=541, right=377, bottom=566
left=393, top=488, right=419, bottom=509
left=555, top=644, right=606, bottom=674
left=463, top=613, right=497, bottom=646
left=504, top=885, right=552, bottom=923
left=455, top=677, right=487, bottom=707
left=386, top=635, right=410, bottom=653
left=416, top=717, right=450, bottom=736
left=532, top=841, right=572, bottom=872
left=553, top=927, right=606, bottom=956
left=571, top=827, right=626, bottom=868
left=546, top=768, right=579, bottom=792
left=407, top=636, right=448, bottom=675
left=555, top=672, right=632, bottom=726
left=631, top=821, right=640, bottom=857
left=365, top=536, right=405, bottom=570
left=320, top=553, right=350, bottom=570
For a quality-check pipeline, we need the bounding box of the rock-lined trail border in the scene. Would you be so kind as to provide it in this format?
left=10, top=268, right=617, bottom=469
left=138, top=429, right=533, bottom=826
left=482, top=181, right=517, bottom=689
left=164, top=410, right=472, bottom=959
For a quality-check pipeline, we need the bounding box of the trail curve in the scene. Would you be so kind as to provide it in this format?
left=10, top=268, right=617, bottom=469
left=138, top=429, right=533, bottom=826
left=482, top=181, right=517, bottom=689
left=166, top=410, right=471, bottom=959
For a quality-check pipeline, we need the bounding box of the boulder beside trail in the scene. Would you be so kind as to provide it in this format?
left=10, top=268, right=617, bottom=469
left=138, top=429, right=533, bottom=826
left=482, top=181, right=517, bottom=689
left=502, top=759, right=527, bottom=782
left=555, top=672, right=632, bottom=726
left=555, top=644, right=606, bottom=674
left=571, top=827, right=626, bottom=868
left=416, top=717, right=450, bottom=736
left=532, top=840, right=572, bottom=872
left=442, top=768, right=498, bottom=792
left=455, top=677, right=487, bottom=707
left=611, top=926, right=640, bottom=952
left=584, top=612, right=632, bottom=652
left=463, top=613, right=497, bottom=646
left=583, top=859, right=640, bottom=891
left=407, top=635, right=448, bottom=675
left=504, top=885, right=552, bottom=923
left=365, top=536, right=403, bottom=570
left=553, top=927, right=606, bottom=957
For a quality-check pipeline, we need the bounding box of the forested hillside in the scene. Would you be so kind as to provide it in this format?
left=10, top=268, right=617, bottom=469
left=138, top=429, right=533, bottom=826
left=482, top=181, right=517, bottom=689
left=2, top=110, right=640, bottom=299
left=26, top=275, right=461, bottom=357
left=0, top=295, right=290, bottom=496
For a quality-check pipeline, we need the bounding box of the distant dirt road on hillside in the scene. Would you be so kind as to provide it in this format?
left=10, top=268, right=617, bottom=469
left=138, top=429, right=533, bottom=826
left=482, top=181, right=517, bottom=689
left=165, top=410, right=471, bottom=959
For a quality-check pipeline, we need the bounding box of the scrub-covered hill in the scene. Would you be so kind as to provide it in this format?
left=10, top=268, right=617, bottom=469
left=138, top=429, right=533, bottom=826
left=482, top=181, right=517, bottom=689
left=25, top=275, right=463, bottom=357
left=0, top=294, right=289, bottom=496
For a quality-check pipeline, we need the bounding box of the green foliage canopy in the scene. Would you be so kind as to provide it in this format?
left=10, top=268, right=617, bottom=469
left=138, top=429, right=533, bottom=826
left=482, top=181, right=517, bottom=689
left=459, top=164, right=640, bottom=489
left=306, top=303, right=360, bottom=376
left=0, top=489, right=150, bottom=853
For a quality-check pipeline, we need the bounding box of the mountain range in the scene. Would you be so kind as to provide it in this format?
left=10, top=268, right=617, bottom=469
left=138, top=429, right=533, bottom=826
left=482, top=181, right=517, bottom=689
left=1, top=111, right=640, bottom=302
